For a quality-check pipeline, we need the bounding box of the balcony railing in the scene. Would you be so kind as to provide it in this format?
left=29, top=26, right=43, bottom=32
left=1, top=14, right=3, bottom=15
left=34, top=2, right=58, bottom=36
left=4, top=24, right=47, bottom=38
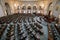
left=17, top=10, right=44, bottom=14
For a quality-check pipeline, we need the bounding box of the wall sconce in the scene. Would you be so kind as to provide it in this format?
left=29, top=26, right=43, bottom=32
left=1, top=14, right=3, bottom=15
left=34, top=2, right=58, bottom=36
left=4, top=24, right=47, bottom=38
left=14, top=3, right=17, bottom=7
left=14, top=3, right=19, bottom=8
left=41, top=4, right=44, bottom=8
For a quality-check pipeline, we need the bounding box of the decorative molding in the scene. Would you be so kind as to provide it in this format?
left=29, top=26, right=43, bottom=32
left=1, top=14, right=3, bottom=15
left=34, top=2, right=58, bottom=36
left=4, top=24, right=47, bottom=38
left=18, top=0, right=38, bottom=2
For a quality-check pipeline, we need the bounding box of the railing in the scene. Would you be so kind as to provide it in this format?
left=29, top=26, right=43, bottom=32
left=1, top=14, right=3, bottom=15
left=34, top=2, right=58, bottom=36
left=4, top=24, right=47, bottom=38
left=17, top=10, right=44, bottom=14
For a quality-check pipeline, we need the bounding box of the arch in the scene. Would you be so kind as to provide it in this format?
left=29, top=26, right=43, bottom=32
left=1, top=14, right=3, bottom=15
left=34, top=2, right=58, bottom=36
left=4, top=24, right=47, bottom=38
left=33, top=6, right=37, bottom=10
left=21, top=4, right=26, bottom=13
left=5, top=3, right=11, bottom=15
left=47, top=0, right=58, bottom=16
left=17, top=6, right=20, bottom=10
left=21, top=6, right=26, bottom=13
left=22, top=6, right=26, bottom=10
left=21, top=4, right=26, bottom=9
left=33, top=4, right=37, bottom=10
left=27, top=6, right=31, bottom=10
left=48, top=2, right=52, bottom=10
left=33, top=5, right=37, bottom=14
left=46, top=2, right=52, bottom=15
left=27, top=4, right=32, bottom=10
left=27, top=5, right=32, bottom=13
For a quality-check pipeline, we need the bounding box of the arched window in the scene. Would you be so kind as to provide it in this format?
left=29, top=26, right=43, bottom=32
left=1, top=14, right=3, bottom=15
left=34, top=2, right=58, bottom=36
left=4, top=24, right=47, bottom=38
left=17, top=6, right=20, bottom=10
left=22, top=6, right=26, bottom=10
left=27, top=6, right=31, bottom=10
left=33, top=6, right=37, bottom=10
